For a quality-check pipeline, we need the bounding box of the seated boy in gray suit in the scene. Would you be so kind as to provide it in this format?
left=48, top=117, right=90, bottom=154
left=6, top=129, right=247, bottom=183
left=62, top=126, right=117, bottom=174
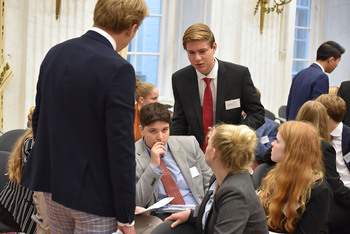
left=135, top=103, right=212, bottom=215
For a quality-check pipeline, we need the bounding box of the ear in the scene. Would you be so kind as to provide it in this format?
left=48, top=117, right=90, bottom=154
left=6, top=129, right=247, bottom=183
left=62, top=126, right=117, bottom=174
left=328, top=57, right=335, bottom=64
left=139, top=125, right=144, bottom=135
left=211, top=148, right=217, bottom=160
left=212, top=42, right=217, bottom=54
left=127, top=24, right=138, bottom=37
left=139, top=97, right=145, bottom=104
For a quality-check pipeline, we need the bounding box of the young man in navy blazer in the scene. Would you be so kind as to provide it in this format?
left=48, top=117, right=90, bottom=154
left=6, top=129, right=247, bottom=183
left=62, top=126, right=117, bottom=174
left=286, top=41, right=345, bottom=120
left=21, top=0, right=148, bottom=233
left=170, top=23, right=265, bottom=149
left=316, top=94, right=350, bottom=233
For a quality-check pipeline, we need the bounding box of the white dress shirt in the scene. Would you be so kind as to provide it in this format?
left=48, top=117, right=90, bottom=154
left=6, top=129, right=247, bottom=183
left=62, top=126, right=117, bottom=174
left=330, top=122, right=350, bottom=188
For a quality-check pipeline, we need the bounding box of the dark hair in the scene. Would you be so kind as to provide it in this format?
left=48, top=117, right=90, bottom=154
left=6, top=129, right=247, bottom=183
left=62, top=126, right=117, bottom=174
left=140, top=103, right=171, bottom=127
left=316, top=41, right=345, bottom=61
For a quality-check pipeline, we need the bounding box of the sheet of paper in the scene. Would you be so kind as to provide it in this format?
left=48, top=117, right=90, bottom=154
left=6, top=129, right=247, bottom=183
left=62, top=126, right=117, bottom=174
left=135, top=197, right=174, bottom=215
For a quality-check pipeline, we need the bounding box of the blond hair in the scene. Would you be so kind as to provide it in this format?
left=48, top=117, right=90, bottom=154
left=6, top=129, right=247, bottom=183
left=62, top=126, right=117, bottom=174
left=296, top=101, right=330, bottom=142
left=135, top=78, right=156, bottom=102
left=258, top=121, right=324, bottom=233
left=210, top=124, right=257, bottom=174
left=93, top=0, right=149, bottom=34
left=316, top=94, right=346, bottom=122
left=182, top=23, right=215, bottom=50
left=8, top=106, right=35, bottom=183
left=328, top=86, right=339, bottom=95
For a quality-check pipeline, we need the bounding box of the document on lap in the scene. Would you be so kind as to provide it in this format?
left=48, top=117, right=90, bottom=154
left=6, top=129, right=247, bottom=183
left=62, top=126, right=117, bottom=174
left=135, top=197, right=174, bottom=215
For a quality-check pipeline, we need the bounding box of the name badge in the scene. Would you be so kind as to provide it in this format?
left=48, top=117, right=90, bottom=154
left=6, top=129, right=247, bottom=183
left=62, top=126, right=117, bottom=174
left=225, top=98, right=240, bottom=110
left=260, top=136, right=269, bottom=144
left=344, top=152, right=350, bottom=163
left=190, top=166, right=199, bottom=178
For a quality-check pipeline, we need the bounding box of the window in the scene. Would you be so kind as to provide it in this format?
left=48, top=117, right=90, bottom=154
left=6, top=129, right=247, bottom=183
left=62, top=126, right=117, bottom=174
left=292, top=0, right=311, bottom=77
left=127, top=0, right=163, bottom=86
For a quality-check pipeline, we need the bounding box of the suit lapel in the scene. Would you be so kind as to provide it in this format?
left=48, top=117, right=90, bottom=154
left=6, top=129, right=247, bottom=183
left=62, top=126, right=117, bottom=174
left=168, top=137, right=200, bottom=203
left=341, top=125, right=350, bottom=171
left=216, top=59, right=227, bottom=122
left=187, top=68, right=203, bottom=133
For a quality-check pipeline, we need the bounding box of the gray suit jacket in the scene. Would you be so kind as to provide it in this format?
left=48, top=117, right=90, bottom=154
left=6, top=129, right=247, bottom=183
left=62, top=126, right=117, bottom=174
left=190, top=172, right=268, bottom=234
left=135, top=136, right=212, bottom=208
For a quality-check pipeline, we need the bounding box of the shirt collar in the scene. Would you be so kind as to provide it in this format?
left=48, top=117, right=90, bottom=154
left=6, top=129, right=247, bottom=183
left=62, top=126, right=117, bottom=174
left=330, top=122, right=343, bottom=137
left=90, top=27, right=117, bottom=51
left=196, top=58, right=218, bottom=80
left=314, top=62, right=325, bottom=73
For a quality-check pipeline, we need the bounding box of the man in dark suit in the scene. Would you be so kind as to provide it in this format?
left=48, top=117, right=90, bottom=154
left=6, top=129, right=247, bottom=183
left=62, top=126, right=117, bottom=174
left=338, top=80, right=350, bottom=126
left=316, top=94, right=350, bottom=233
left=286, top=41, right=345, bottom=120
left=20, top=1, right=148, bottom=233
left=170, top=23, right=264, bottom=150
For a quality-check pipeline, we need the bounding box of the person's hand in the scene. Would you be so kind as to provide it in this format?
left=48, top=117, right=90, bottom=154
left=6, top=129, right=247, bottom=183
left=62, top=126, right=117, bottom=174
left=117, top=225, right=135, bottom=234
left=135, top=206, right=149, bottom=216
left=164, top=210, right=191, bottom=228
left=150, top=142, right=166, bottom=167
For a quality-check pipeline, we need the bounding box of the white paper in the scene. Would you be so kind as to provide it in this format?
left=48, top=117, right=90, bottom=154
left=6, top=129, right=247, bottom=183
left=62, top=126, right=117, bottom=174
left=135, top=197, right=174, bottom=215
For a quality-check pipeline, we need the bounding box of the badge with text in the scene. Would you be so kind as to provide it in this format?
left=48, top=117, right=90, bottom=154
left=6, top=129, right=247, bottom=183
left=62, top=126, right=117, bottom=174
left=260, top=136, right=269, bottom=144
left=344, top=152, right=350, bottom=163
left=190, top=166, right=199, bottom=178
left=225, top=98, right=240, bottom=110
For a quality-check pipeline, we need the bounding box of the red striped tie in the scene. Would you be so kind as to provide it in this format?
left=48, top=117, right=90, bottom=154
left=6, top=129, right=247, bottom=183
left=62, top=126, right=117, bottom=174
left=202, top=78, right=213, bottom=152
left=158, top=160, right=185, bottom=205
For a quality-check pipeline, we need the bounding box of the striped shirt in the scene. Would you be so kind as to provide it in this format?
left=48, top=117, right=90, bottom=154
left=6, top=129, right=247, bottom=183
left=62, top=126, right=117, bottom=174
left=0, top=137, right=36, bottom=233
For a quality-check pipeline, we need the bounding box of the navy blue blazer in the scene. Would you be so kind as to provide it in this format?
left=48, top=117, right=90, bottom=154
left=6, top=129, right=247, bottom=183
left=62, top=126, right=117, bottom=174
left=255, top=117, right=279, bottom=162
left=170, top=59, right=265, bottom=146
left=338, top=81, right=350, bottom=126
left=342, top=124, right=350, bottom=171
left=21, top=31, right=136, bottom=223
left=286, top=63, right=329, bottom=120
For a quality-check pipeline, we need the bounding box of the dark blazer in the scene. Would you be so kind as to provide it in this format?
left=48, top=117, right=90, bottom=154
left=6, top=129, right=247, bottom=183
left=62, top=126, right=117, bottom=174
left=170, top=59, right=265, bottom=146
left=338, top=81, right=350, bottom=126
left=255, top=117, right=279, bottom=162
left=21, top=31, right=136, bottom=223
left=286, top=63, right=329, bottom=120
left=188, top=172, right=268, bottom=234
left=342, top=124, right=350, bottom=171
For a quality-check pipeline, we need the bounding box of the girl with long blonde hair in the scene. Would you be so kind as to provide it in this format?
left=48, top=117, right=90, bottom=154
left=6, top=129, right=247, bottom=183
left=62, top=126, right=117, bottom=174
left=258, top=121, right=332, bottom=233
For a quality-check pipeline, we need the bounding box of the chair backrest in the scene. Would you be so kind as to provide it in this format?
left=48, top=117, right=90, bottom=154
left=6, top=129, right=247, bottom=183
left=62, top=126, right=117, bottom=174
left=0, top=150, right=10, bottom=190
left=0, top=129, right=26, bottom=152
left=265, top=109, right=276, bottom=121
left=251, top=163, right=272, bottom=190
left=277, top=105, right=287, bottom=123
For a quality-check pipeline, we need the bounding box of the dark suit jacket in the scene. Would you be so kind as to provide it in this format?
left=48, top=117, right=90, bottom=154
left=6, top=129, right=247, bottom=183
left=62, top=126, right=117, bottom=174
left=342, top=124, right=350, bottom=171
left=170, top=59, right=265, bottom=146
left=188, top=172, right=268, bottom=234
left=338, top=81, right=350, bottom=126
left=255, top=117, right=279, bottom=162
left=21, top=31, right=136, bottom=223
left=286, top=63, right=329, bottom=120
